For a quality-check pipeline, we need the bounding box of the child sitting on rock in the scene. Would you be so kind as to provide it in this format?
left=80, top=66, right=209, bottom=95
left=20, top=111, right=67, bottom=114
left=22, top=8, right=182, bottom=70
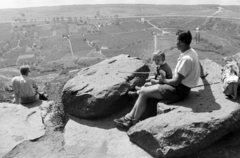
left=221, top=61, right=239, bottom=99
left=128, top=50, right=173, bottom=97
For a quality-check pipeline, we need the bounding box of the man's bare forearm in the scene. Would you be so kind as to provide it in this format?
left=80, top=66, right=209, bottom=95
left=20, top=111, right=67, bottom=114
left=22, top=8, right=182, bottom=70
left=163, top=78, right=179, bottom=86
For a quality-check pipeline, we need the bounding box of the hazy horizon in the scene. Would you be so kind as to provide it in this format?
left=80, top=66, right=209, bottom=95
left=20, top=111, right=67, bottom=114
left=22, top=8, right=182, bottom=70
left=1, top=0, right=240, bottom=9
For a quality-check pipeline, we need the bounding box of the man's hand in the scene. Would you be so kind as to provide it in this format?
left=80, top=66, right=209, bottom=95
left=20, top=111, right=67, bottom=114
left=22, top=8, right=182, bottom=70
left=158, top=75, right=166, bottom=84
left=150, top=79, right=159, bottom=85
left=146, top=76, right=155, bottom=82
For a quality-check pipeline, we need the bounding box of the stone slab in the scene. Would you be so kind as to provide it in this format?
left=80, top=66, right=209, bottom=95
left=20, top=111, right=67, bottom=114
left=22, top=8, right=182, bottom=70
left=0, top=101, right=46, bottom=157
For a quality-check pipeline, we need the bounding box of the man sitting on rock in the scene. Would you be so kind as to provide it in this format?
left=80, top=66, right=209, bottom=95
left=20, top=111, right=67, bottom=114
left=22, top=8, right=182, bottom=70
left=114, top=30, right=207, bottom=128
left=12, top=65, right=39, bottom=104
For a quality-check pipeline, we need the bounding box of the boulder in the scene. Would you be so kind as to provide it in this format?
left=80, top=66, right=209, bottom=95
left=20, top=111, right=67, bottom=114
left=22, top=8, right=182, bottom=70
left=0, top=101, right=46, bottom=157
left=62, top=54, right=149, bottom=119
left=127, top=59, right=240, bottom=158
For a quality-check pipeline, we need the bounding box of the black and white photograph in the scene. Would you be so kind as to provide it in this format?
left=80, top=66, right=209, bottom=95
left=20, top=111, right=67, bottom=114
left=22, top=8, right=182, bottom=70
left=1, top=0, right=240, bottom=158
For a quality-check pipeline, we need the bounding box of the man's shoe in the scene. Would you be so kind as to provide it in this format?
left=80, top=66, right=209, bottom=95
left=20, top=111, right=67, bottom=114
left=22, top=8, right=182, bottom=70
left=122, top=119, right=139, bottom=128
left=114, top=116, right=130, bottom=124
left=128, top=91, right=138, bottom=98
left=122, top=120, right=133, bottom=128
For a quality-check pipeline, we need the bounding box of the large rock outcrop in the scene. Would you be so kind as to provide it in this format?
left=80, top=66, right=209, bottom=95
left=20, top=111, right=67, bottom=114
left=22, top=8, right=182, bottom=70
left=0, top=102, right=46, bottom=157
left=62, top=54, right=149, bottom=119
left=63, top=110, right=152, bottom=158
left=127, top=59, right=240, bottom=158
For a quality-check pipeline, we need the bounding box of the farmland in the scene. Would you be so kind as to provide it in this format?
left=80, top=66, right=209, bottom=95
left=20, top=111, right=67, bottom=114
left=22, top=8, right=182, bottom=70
left=0, top=4, right=240, bottom=77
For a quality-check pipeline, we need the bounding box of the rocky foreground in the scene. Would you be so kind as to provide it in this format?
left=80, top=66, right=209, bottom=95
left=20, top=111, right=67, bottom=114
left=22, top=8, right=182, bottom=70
left=1, top=55, right=240, bottom=158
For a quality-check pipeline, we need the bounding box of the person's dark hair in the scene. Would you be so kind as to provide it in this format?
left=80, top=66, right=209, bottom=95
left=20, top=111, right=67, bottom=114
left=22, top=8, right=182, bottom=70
left=20, top=65, right=30, bottom=76
left=176, top=30, right=192, bottom=45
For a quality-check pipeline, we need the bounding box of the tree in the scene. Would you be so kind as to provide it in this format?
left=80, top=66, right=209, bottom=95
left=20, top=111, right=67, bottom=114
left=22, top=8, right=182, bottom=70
left=68, top=17, right=72, bottom=22
left=74, top=17, right=78, bottom=23
left=56, top=17, right=60, bottom=23
left=97, top=11, right=100, bottom=16
left=20, top=13, right=25, bottom=17
left=52, top=17, right=56, bottom=23
left=60, top=16, right=64, bottom=22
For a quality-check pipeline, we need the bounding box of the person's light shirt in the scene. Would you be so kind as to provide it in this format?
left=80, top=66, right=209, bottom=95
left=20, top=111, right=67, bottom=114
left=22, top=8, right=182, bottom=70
left=174, top=48, right=200, bottom=88
left=12, top=75, right=37, bottom=98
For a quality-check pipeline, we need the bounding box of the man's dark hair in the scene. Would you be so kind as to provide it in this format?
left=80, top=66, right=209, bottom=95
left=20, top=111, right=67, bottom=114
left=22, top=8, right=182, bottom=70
left=176, top=30, right=192, bottom=45
left=20, top=65, right=30, bottom=76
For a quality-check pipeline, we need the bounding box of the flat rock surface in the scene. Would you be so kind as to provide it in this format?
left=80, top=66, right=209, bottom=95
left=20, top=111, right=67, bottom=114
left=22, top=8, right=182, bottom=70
left=0, top=101, right=46, bottom=158
left=127, top=59, right=240, bottom=157
left=64, top=107, right=152, bottom=158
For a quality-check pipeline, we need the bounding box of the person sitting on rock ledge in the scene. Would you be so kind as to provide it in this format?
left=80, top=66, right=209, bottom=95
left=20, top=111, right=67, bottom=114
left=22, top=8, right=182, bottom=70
left=128, top=50, right=172, bottom=98
left=114, top=30, right=207, bottom=128
left=12, top=65, right=39, bottom=104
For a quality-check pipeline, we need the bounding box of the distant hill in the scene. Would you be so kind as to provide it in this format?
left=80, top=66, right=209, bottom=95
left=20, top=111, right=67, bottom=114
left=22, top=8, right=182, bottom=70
left=0, top=4, right=240, bottom=22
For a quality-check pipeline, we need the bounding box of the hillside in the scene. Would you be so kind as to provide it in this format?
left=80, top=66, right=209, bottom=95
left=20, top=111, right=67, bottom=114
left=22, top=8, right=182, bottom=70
left=0, top=4, right=240, bottom=80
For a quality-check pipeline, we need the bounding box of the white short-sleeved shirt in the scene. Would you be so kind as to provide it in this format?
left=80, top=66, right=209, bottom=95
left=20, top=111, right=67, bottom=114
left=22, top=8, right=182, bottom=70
left=174, top=48, right=200, bottom=88
left=12, top=75, right=37, bottom=98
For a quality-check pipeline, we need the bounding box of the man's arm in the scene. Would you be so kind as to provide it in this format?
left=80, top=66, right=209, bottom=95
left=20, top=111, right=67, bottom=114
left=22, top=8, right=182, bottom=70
left=200, top=62, right=208, bottom=78
left=161, top=73, right=185, bottom=86
left=12, top=78, right=20, bottom=104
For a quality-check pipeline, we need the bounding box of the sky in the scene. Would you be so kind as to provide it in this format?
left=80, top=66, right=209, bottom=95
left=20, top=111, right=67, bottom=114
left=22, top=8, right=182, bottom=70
left=1, top=0, right=240, bottom=9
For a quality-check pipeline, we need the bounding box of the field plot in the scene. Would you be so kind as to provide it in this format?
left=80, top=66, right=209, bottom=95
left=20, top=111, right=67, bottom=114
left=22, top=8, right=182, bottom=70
left=86, top=34, right=128, bottom=49
left=35, top=26, right=52, bottom=38
left=114, top=30, right=152, bottom=43
left=119, top=21, right=152, bottom=31
left=115, top=17, right=143, bottom=23
left=19, top=39, right=35, bottom=48
left=44, top=49, right=69, bottom=62
left=99, top=25, right=125, bottom=34
left=9, top=40, right=18, bottom=48
left=155, top=35, right=175, bottom=51
left=52, top=23, right=68, bottom=36
left=145, top=28, right=165, bottom=34
left=0, top=23, right=11, bottom=41
left=2, top=47, right=25, bottom=60
left=41, top=37, right=68, bottom=49
left=41, top=37, right=70, bottom=62
left=69, top=36, right=92, bottom=56
left=102, top=39, right=155, bottom=59
left=213, top=8, right=240, bottom=19
left=150, top=17, right=205, bottom=30
left=0, top=42, right=8, bottom=55
left=200, top=31, right=240, bottom=55
left=180, top=18, right=206, bottom=30
left=0, top=59, right=17, bottom=68
left=17, top=56, right=38, bottom=65
left=165, top=5, right=215, bottom=16
left=0, top=66, right=19, bottom=77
